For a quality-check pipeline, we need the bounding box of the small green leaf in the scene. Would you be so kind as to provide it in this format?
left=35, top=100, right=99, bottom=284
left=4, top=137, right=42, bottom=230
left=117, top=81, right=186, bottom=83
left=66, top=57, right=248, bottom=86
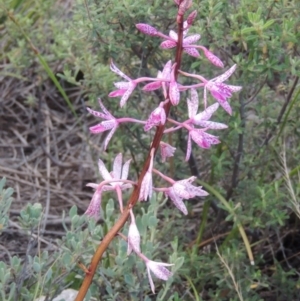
left=124, top=273, right=133, bottom=285
left=33, top=262, right=41, bottom=273
left=263, top=19, right=275, bottom=29
left=69, top=205, right=78, bottom=218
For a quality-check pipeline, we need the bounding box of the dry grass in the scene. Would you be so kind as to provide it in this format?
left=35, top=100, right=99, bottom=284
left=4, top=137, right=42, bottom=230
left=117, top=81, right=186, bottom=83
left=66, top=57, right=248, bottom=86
left=0, top=58, right=105, bottom=259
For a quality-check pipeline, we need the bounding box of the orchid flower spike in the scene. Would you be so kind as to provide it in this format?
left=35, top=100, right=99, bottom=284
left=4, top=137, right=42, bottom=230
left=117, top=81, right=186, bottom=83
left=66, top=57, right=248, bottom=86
left=109, top=60, right=138, bottom=107
left=87, top=99, right=119, bottom=150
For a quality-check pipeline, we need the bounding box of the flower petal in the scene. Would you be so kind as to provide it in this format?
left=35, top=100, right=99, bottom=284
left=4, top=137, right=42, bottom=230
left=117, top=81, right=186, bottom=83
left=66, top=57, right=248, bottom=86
left=114, top=81, right=131, bottom=89
left=193, top=103, right=219, bottom=123
left=87, top=107, right=108, bottom=120
left=213, top=64, right=237, bottom=83
left=187, top=88, right=199, bottom=118
left=169, top=81, right=180, bottom=105
left=143, top=81, right=162, bottom=91
left=184, top=47, right=200, bottom=57
left=89, top=120, right=116, bottom=133
left=160, top=40, right=177, bottom=49
left=166, top=188, right=188, bottom=215
left=139, top=171, right=153, bottom=201
left=110, top=60, right=132, bottom=81
left=113, top=153, right=123, bottom=179
left=108, top=89, right=127, bottom=97
left=127, top=220, right=141, bottom=254
left=183, top=34, right=201, bottom=45
left=85, top=190, right=102, bottom=219
left=169, top=30, right=178, bottom=40
left=103, top=126, right=117, bottom=150
left=121, top=159, right=131, bottom=180
left=197, top=120, right=228, bottom=129
left=201, top=47, right=224, bottom=68
left=120, top=84, right=136, bottom=107
left=190, top=130, right=220, bottom=149
left=98, top=159, right=112, bottom=181
left=219, top=100, right=232, bottom=115
left=162, top=60, right=172, bottom=80
left=185, top=133, right=192, bottom=161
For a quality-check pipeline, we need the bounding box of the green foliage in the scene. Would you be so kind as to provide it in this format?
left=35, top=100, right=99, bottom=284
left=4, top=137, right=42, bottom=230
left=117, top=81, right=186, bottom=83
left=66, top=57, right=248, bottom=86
left=0, top=183, right=182, bottom=300
left=2, top=0, right=300, bottom=299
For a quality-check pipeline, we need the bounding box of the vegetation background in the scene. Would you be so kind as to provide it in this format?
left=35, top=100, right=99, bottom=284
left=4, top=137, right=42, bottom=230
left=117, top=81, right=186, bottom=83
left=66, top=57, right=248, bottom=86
left=1, top=0, right=300, bottom=300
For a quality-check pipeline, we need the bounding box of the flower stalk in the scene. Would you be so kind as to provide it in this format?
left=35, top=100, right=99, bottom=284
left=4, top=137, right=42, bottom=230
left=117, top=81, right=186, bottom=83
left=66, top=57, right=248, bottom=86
left=75, top=5, right=186, bottom=301
left=75, top=0, right=246, bottom=299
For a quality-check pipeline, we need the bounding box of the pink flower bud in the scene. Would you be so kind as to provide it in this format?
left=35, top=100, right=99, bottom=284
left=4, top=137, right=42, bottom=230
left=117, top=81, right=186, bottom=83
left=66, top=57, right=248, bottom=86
left=178, top=0, right=192, bottom=16
left=136, top=23, right=158, bottom=36
left=202, top=47, right=224, bottom=68
left=187, top=10, right=197, bottom=26
left=127, top=210, right=141, bottom=255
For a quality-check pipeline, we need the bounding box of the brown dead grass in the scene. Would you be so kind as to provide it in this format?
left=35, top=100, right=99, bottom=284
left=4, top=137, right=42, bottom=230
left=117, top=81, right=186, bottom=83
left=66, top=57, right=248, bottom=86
left=0, top=65, right=104, bottom=258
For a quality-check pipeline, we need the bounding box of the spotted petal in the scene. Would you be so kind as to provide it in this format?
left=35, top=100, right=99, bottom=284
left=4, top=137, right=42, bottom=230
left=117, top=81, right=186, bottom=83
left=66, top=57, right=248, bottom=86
left=184, top=47, right=200, bottom=57
left=160, top=40, right=177, bottom=49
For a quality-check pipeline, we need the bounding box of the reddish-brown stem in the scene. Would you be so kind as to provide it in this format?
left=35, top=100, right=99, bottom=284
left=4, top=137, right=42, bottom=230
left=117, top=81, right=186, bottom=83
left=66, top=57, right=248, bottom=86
left=75, top=9, right=184, bottom=301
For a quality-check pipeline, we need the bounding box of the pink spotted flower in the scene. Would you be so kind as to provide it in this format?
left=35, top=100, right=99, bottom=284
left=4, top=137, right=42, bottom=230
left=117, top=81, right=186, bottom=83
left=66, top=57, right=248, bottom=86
left=204, top=64, right=242, bottom=114
left=154, top=170, right=209, bottom=215
left=109, top=60, right=138, bottom=107
left=179, top=65, right=242, bottom=114
left=87, top=99, right=119, bottom=150
left=138, top=253, right=173, bottom=294
left=187, top=89, right=228, bottom=130
left=144, top=102, right=166, bottom=131
left=160, top=142, right=176, bottom=162
left=142, top=60, right=172, bottom=98
left=165, top=176, right=209, bottom=215
left=85, top=153, right=132, bottom=217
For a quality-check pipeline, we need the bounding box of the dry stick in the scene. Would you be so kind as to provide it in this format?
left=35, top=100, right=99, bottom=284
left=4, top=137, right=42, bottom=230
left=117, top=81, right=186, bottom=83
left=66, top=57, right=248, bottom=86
left=75, top=12, right=185, bottom=301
